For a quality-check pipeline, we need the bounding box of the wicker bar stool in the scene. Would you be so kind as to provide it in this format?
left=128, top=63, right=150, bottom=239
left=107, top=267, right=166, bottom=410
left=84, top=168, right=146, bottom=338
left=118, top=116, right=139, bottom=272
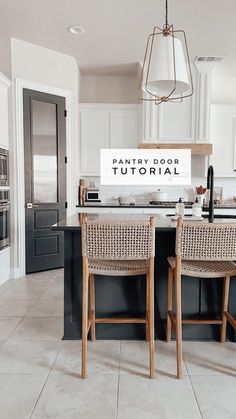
left=167, top=217, right=236, bottom=379
left=81, top=216, right=155, bottom=379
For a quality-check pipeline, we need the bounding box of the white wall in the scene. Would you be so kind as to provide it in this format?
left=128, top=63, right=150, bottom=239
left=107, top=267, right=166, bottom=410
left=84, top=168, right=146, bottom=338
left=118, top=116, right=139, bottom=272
left=0, top=36, right=11, bottom=79
left=80, top=75, right=139, bottom=103
left=211, top=76, right=236, bottom=104
left=11, top=38, right=79, bottom=277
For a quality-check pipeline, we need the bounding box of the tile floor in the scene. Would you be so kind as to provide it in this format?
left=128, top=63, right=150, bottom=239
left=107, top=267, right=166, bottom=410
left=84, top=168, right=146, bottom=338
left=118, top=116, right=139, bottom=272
left=0, top=269, right=235, bottom=419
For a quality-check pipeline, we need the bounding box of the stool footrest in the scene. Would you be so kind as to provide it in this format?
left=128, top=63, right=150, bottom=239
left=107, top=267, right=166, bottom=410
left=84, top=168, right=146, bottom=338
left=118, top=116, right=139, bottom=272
left=224, top=311, right=236, bottom=330
left=168, top=311, right=223, bottom=326
left=95, top=317, right=146, bottom=324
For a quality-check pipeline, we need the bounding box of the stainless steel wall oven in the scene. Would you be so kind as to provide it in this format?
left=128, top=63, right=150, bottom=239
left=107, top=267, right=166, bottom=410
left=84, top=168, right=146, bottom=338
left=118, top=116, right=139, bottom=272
left=0, top=148, right=9, bottom=187
left=0, top=190, right=10, bottom=250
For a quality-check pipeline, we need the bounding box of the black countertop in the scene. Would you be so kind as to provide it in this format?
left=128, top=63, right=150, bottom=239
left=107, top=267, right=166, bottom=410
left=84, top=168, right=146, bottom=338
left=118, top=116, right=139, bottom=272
left=76, top=203, right=236, bottom=210
left=52, top=213, right=236, bottom=233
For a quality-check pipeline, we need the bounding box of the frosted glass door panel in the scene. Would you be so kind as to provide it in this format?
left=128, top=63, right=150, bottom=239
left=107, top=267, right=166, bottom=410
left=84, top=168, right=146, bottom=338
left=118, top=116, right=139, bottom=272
left=32, top=100, right=58, bottom=202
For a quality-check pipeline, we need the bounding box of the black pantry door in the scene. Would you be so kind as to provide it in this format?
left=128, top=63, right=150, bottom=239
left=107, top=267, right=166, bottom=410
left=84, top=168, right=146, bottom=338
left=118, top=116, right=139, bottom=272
left=23, top=89, right=67, bottom=274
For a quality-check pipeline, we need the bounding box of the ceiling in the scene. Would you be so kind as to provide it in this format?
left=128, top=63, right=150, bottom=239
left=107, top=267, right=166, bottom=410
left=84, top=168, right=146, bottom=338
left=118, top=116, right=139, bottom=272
left=0, top=0, right=236, bottom=77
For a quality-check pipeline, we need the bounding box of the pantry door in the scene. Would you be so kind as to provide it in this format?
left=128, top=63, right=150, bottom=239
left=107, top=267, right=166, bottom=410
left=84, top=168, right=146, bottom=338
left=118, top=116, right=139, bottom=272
left=23, top=89, right=67, bottom=274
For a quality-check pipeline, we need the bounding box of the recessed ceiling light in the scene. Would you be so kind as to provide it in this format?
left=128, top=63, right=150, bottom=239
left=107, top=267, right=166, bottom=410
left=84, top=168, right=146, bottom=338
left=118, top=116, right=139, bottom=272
left=67, top=25, right=85, bottom=35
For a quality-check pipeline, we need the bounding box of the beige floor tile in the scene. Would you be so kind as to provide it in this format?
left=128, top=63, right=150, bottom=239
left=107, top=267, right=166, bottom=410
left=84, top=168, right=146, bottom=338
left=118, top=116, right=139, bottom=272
left=183, top=342, right=236, bottom=376
left=52, top=340, right=120, bottom=375
left=20, top=270, right=60, bottom=288
left=120, top=340, right=187, bottom=378
left=32, top=373, right=118, bottom=419
left=0, top=279, right=20, bottom=296
left=9, top=317, right=63, bottom=341
left=0, top=340, right=61, bottom=375
left=0, top=316, right=23, bottom=339
left=26, top=295, right=63, bottom=317
left=0, top=283, right=46, bottom=300
left=118, top=375, right=201, bottom=419
left=41, top=284, right=64, bottom=299
left=0, top=286, right=11, bottom=298
left=0, top=341, right=4, bottom=348
left=0, top=374, right=46, bottom=419
left=190, top=375, right=236, bottom=419
left=0, top=299, right=34, bottom=316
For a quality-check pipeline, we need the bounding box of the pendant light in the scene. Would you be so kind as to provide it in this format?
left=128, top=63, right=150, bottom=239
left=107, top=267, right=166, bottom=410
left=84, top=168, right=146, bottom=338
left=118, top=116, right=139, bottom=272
left=138, top=0, right=193, bottom=104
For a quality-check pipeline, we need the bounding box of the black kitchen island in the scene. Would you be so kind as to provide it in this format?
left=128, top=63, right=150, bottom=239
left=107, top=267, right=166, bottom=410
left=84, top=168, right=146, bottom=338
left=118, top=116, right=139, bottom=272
left=52, top=213, right=236, bottom=341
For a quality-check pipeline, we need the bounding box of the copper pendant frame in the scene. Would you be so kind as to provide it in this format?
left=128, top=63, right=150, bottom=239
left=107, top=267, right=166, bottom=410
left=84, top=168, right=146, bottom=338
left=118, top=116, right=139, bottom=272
left=138, top=22, right=194, bottom=105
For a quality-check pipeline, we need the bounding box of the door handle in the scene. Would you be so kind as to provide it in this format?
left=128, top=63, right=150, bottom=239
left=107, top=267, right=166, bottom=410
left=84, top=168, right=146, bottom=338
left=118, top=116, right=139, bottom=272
left=26, top=203, right=39, bottom=209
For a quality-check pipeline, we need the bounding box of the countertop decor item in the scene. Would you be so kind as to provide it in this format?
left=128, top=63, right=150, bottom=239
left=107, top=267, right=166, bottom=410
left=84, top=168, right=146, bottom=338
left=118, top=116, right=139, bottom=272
left=195, top=186, right=207, bottom=206
left=118, top=196, right=136, bottom=206
left=151, top=189, right=167, bottom=201
left=195, top=185, right=207, bottom=195
left=138, top=0, right=193, bottom=104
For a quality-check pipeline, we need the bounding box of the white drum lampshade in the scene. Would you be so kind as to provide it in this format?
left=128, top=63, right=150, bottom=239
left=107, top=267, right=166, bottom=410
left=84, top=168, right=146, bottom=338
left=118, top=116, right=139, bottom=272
left=139, top=0, right=193, bottom=104
left=143, top=35, right=190, bottom=97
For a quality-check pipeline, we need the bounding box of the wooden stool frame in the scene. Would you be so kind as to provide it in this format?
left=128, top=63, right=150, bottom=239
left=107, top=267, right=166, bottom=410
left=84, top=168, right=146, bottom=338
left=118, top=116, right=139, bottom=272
left=81, top=215, right=155, bottom=379
left=167, top=217, right=236, bottom=379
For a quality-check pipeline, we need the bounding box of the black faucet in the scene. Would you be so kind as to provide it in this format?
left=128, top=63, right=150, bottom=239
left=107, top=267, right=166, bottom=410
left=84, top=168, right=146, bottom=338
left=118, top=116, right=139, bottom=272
left=207, top=165, right=214, bottom=223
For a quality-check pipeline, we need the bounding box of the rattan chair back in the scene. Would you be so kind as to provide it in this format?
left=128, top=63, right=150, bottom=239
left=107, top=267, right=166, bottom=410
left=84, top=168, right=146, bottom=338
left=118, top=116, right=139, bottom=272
left=82, top=218, right=155, bottom=260
left=176, top=218, right=236, bottom=261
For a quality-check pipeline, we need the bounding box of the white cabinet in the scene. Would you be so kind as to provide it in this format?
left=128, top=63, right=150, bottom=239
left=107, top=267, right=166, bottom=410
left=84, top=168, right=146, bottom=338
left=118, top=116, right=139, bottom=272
left=79, top=104, right=142, bottom=175
left=80, top=110, right=109, bottom=175
left=110, top=109, right=140, bottom=149
left=210, top=105, right=236, bottom=177
left=0, top=72, right=11, bottom=149
left=142, top=70, right=197, bottom=143
left=158, top=97, right=195, bottom=142
left=142, top=64, right=215, bottom=144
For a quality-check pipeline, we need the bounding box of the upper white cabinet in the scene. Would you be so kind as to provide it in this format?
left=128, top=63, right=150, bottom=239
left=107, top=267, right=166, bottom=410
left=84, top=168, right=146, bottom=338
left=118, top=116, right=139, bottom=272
left=142, top=64, right=214, bottom=144
left=210, top=105, right=236, bottom=177
left=79, top=104, right=142, bottom=175
left=142, top=70, right=197, bottom=143
left=158, top=96, right=195, bottom=142
left=80, top=109, right=109, bottom=175
left=110, top=109, right=140, bottom=149
left=0, top=72, right=11, bottom=149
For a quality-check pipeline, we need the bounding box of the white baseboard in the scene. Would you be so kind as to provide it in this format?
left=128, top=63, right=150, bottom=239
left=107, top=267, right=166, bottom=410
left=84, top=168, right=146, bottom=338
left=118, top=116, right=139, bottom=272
left=10, top=267, right=22, bottom=280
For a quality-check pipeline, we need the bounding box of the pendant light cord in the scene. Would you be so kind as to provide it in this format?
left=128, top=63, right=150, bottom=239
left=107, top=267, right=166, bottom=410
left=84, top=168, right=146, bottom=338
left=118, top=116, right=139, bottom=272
left=165, top=0, right=168, bottom=27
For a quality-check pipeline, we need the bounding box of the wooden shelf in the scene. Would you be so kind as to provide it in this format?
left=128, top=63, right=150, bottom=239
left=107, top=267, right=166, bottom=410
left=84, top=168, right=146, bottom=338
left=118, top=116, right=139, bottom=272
left=138, top=143, right=212, bottom=155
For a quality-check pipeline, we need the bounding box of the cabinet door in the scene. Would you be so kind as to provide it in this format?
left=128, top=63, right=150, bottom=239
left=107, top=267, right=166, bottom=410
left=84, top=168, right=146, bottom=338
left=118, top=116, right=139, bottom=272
left=210, top=106, right=236, bottom=177
left=142, top=71, right=198, bottom=143
left=110, top=109, right=140, bottom=149
left=159, top=98, right=194, bottom=142
left=80, top=110, right=109, bottom=175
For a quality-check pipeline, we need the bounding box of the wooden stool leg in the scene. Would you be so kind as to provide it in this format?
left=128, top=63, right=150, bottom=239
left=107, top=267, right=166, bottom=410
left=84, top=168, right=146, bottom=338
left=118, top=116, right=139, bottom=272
left=146, top=273, right=149, bottom=342
left=175, top=269, right=183, bottom=379
left=167, top=267, right=173, bottom=342
left=82, top=258, right=89, bottom=379
left=221, top=276, right=230, bottom=343
left=90, top=274, right=96, bottom=342
left=149, top=258, right=155, bottom=378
